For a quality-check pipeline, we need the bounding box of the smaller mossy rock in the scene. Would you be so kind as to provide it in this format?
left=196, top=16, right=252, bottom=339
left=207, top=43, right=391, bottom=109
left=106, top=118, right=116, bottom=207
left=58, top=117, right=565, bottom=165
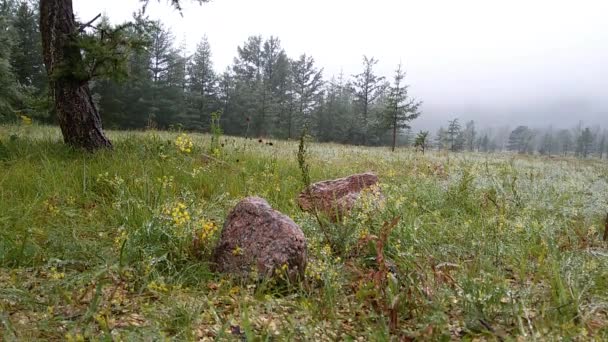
left=297, top=172, right=380, bottom=221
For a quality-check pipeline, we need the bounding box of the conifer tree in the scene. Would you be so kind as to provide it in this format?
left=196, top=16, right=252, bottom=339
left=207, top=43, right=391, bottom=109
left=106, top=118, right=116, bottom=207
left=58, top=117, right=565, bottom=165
left=186, top=35, right=217, bottom=130
left=447, top=119, right=463, bottom=152
left=0, top=7, right=21, bottom=120
left=352, top=56, right=385, bottom=145
left=38, top=0, right=209, bottom=150
left=414, top=130, right=429, bottom=154
left=576, top=127, right=594, bottom=158
left=290, top=54, right=323, bottom=138
left=10, top=1, right=45, bottom=90
left=383, top=63, right=421, bottom=151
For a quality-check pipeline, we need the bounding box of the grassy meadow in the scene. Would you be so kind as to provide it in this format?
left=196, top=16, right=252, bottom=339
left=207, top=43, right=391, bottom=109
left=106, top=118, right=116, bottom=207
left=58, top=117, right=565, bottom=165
left=1, top=124, right=608, bottom=341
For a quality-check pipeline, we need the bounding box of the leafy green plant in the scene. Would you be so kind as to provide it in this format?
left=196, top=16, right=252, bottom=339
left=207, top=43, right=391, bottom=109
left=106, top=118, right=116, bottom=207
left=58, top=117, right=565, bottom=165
left=297, top=127, right=332, bottom=248
left=209, top=110, right=223, bottom=157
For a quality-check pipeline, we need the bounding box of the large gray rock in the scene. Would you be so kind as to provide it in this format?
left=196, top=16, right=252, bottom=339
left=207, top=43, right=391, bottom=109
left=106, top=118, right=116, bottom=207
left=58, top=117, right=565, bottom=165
left=297, top=172, right=380, bottom=221
left=213, top=197, right=307, bottom=281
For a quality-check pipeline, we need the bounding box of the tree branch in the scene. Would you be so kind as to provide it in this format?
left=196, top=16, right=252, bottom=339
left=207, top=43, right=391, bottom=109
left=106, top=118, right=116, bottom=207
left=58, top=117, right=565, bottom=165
left=79, top=13, right=102, bottom=33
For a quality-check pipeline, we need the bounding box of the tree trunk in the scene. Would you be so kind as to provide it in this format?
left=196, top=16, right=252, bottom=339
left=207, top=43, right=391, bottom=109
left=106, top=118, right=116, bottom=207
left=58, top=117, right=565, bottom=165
left=391, top=119, right=397, bottom=152
left=40, top=0, right=112, bottom=150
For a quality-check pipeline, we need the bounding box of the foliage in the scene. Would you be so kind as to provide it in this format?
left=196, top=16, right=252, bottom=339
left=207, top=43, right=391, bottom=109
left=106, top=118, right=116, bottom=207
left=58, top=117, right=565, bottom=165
left=54, top=14, right=150, bottom=84
left=0, top=8, right=21, bottom=120
left=2, top=3, right=607, bottom=153
left=383, top=63, right=421, bottom=151
left=414, top=130, right=429, bottom=154
left=447, top=118, right=464, bottom=152
left=209, top=110, right=222, bottom=156
left=352, top=56, right=386, bottom=145
left=507, top=125, right=534, bottom=154
left=576, top=127, right=594, bottom=158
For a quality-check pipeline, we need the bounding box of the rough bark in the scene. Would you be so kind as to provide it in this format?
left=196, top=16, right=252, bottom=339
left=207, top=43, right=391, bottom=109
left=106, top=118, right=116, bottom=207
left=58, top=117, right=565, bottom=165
left=40, top=0, right=112, bottom=150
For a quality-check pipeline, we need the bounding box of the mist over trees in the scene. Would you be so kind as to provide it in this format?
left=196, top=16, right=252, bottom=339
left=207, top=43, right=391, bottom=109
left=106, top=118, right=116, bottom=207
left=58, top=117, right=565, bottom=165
left=433, top=119, right=608, bottom=159
left=0, top=0, right=606, bottom=157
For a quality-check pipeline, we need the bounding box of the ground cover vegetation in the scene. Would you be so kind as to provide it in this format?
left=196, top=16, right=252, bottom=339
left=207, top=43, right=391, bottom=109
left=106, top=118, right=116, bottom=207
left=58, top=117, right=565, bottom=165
left=1, top=124, right=607, bottom=340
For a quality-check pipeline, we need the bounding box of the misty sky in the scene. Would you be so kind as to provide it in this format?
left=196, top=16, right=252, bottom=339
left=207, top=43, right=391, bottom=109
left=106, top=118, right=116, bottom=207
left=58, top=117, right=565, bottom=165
left=74, top=0, right=608, bottom=131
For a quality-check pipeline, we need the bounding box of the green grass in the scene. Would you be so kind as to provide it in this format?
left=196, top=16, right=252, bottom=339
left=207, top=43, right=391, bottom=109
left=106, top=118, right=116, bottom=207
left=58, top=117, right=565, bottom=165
left=1, top=124, right=607, bottom=340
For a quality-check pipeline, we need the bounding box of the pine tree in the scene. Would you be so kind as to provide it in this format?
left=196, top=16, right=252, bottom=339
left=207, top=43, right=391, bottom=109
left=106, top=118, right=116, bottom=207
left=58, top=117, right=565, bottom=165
left=480, top=134, right=490, bottom=152
left=144, top=22, right=183, bottom=128
left=258, top=36, right=283, bottom=136
left=463, top=120, right=476, bottom=151
left=10, top=1, right=45, bottom=90
left=186, top=35, right=217, bottom=130
left=217, top=68, right=245, bottom=135
left=435, top=127, right=448, bottom=150
left=94, top=15, right=155, bottom=129
left=269, top=51, right=293, bottom=138
left=0, top=6, right=21, bottom=120
left=507, top=126, right=534, bottom=154
left=538, top=132, right=554, bottom=155
left=383, top=63, right=421, bottom=151
left=40, top=1, right=111, bottom=148
left=556, top=129, right=573, bottom=156
left=447, top=119, right=463, bottom=152
left=232, top=36, right=264, bottom=136
left=290, top=54, right=323, bottom=138
left=161, top=49, right=188, bottom=128
left=576, top=127, right=594, bottom=158
left=38, top=0, right=209, bottom=149
left=11, top=1, right=51, bottom=121
left=352, top=56, right=385, bottom=145
left=317, top=75, right=340, bottom=142
left=414, top=131, right=429, bottom=154
left=322, top=71, right=355, bottom=143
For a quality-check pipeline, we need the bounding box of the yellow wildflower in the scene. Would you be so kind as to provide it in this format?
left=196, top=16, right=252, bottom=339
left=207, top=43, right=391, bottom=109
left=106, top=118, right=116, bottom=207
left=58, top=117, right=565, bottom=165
left=164, top=201, right=191, bottom=226
left=20, top=115, right=32, bottom=125
left=65, top=333, right=85, bottom=342
left=212, top=148, right=221, bottom=157
left=50, top=267, right=65, bottom=280
left=198, top=220, right=218, bottom=242
left=175, top=134, right=193, bottom=153
left=147, top=280, right=169, bottom=293
left=232, top=246, right=243, bottom=256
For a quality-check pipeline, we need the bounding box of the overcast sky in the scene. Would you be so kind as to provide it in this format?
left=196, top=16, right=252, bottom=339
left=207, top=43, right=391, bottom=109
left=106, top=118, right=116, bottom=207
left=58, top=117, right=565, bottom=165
left=74, top=0, right=608, bottom=131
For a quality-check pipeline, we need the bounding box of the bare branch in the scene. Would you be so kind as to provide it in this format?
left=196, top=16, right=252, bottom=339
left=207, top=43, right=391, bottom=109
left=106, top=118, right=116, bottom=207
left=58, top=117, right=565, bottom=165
left=78, top=13, right=102, bottom=33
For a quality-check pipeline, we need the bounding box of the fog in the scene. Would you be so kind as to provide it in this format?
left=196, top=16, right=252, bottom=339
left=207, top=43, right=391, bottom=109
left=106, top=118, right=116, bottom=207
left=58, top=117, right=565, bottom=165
left=74, top=0, right=608, bottom=131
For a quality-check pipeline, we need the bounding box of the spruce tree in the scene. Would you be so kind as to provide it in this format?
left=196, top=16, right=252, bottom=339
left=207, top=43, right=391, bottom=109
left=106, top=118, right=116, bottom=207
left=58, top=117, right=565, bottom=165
left=0, top=7, right=21, bottom=120
left=507, top=126, right=534, bottom=154
left=290, top=54, right=323, bottom=138
left=435, top=127, right=448, bottom=150
left=232, top=36, right=264, bottom=136
left=38, top=0, right=209, bottom=150
left=186, top=35, right=217, bottom=130
left=352, top=56, right=385, bottom=145
left=576, top=127, right=594, bottom=158
left=447, top=119, right=463, bottom=152
left=383, top=63, right=421, bottom=152
left=10, top=1, right=45, bottom=90
left=463, top=120, right=476, bottom=151
left=414, top=131, right=429, bottom=154
left=555, top=129, right=573, bottom=156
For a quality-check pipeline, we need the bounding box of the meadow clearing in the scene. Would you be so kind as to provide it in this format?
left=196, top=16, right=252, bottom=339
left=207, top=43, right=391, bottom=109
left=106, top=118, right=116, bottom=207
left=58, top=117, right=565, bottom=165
left=1, top=124, right=607, bottom=341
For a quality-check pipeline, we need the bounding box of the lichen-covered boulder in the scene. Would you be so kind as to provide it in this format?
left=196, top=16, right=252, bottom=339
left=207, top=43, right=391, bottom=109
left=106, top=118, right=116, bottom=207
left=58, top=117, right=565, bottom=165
left=213, top=197, right=307, bottom=281
left=297, top=172, right=380, bottom=221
